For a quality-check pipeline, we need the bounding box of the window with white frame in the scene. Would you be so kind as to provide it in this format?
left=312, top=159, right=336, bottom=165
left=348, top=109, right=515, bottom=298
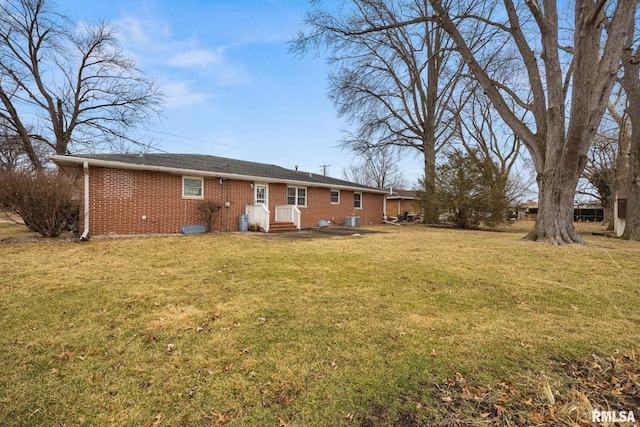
left=354, top=192, right=362, bottom=209
left=287, top=187, right=307, bottom=206
left=183, top=177, right=203, bottom=198
left=330, top=189, right=340, bottom=204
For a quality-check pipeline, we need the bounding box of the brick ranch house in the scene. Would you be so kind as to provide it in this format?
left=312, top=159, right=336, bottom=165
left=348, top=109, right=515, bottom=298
left=52, top=153, right=389, bottom=237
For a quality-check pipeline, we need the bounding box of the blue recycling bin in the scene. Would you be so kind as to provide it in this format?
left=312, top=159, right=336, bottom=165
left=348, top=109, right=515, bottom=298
left=238, top=214, right=248, bottom=232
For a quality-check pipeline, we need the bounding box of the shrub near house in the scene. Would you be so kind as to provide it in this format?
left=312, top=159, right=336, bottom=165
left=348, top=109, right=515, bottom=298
left=0, top=171, right=78, bottom=237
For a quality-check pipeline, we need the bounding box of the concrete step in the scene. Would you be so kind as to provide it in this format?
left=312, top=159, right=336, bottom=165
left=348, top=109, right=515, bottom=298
left=269, top=222, right=298, bottom=233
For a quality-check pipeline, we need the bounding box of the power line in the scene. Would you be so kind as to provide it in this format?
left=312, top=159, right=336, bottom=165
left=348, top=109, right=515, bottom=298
left=141, top=127, right=234, bottom=148
left=140, top=126, right=340, bottom=176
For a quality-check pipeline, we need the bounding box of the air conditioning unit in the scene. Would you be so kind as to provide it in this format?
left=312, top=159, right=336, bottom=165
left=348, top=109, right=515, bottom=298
left=345, top=216, right=360, bottom=227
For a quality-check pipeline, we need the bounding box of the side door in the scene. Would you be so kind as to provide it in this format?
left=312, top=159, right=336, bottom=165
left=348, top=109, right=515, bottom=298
left=255, top=183, right=268, bottom=207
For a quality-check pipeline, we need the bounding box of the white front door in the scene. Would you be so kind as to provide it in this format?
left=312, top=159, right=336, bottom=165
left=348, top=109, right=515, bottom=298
left=255, top=183, right=268, bottom=206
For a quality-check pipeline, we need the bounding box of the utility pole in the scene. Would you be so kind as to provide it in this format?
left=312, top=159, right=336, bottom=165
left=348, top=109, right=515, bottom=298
left=320, top=164, right=331, bottom=176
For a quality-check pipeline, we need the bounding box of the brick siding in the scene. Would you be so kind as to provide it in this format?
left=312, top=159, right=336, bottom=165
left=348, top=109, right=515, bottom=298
left=267, top=184, right=384, bottom=227
left=77, top=166, right=384, bottom=235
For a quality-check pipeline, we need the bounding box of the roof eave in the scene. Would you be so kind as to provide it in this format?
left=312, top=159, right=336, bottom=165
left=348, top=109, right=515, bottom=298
left=51, top=155, right=387, bottom=194
left=386, top=196, right=415, bottom=200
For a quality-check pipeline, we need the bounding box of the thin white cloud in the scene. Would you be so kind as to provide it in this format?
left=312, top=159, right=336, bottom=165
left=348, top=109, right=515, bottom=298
left=168, top=47, right=225, bottom=68
left=110, top=14, right=250, bottom=108
left=161, top=81, right=210, bottom=109
left=115, top=16, right=151, bottom=47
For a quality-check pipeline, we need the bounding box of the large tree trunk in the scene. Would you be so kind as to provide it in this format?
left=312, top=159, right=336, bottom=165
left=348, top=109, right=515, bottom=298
left=422, top=24, right=442, bottom=225
left=525, top=112, right=584, bottom=244
left=603, top=205, right=614, bottom=230
left=526, top=170, right=582, bottom=244
left=422, top=136, right=439, bottom=223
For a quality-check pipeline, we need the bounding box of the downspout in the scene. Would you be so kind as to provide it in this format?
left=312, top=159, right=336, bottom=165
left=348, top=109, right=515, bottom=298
left=383, top=186, right=392, bottom=220
left=225, top=177, right=230, bottom=232
left=80, top=162, right=90, bottom=241
left=224, top=162, right=230, bottom=232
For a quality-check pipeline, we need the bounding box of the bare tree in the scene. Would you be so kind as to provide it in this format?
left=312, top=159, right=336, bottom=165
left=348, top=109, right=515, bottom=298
left=619, top=11, right=640, bottom=240
left=0, top=117, right=49, bottom=172
left=428, top=0, right=638, bottom=244
left=0, top=0, right=163, bottom=171
left=343, top=145, right=407, bottom=189
left=295, top=1, right=636, bottom=242
left=293, top=0, right=465, bottom=223
left=0, top=119, right=26, bottom=172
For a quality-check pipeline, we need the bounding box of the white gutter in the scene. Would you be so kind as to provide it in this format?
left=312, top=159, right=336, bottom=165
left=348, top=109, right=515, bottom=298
left=80, top=161, right=90, bottom=241
left=51, top=155, right=389, bottom=194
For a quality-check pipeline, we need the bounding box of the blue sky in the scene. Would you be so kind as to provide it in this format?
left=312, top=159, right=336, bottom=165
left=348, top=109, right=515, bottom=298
left=55, top=0, right=425, bottom=185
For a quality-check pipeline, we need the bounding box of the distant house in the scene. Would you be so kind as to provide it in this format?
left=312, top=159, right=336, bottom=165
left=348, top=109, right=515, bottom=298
left=385, top=189, right=421, bottom=221
left=52, top=154, right=388, bottom=236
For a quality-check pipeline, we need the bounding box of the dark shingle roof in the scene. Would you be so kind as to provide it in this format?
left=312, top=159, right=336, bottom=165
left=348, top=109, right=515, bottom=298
left=54, top=153, right=385, bottom=192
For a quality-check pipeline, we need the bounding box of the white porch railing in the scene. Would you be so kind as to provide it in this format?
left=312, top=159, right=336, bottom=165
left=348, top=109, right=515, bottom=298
left=245, top=204, right=270, bottom=232
left=275, top=205, right=301, bottom=230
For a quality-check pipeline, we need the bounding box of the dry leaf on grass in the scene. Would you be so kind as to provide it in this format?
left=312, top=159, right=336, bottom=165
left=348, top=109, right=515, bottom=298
left=53, top=351, right=75, bottom=361
left=143, top=412, right=162, bottom=427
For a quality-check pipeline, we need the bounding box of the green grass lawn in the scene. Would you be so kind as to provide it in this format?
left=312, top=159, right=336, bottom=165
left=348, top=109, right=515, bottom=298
left=1, top=222, right=638, bottom=426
